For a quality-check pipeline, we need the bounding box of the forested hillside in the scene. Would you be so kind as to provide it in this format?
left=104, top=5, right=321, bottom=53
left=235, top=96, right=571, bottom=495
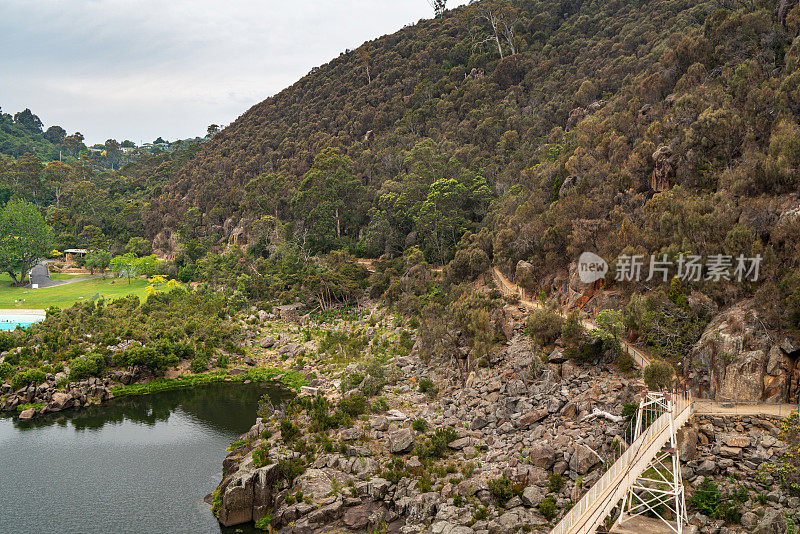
left=144, top=0, right=800, bottom=323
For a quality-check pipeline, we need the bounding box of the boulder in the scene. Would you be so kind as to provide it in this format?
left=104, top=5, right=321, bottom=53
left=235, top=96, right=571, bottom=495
left=343, top=502, right=389, bottom=530
left=754, top=509, right=787, bottom=534
left=529, top=441, right=556, bottom=469
left=569, top=445, right=600, bottom=475
left=519, top=409, right=549, bottom=427
left=387, top=428, right=415, bottom=454
left=47, top=391, right=72, bottom=412
left=521, top=486, right=545, bottom=507
left=18, top=408, right=35, bottom=420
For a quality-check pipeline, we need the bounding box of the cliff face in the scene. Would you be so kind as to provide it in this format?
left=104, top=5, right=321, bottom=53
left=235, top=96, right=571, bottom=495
left=684, top=300, right=800, bottom=403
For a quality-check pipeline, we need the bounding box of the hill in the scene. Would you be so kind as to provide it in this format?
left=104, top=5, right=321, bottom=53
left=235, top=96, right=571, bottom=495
left=147, top=0, right=800, bottom=294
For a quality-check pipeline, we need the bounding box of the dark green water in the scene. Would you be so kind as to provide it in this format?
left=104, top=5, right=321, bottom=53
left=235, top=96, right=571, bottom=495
left=0, top=382, right=290, bottom=534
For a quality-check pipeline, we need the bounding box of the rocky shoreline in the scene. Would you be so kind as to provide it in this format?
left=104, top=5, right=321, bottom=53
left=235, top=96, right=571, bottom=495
left=0, top=374, right=113, bottom=420
left=211, top=310, right=799, bottom=534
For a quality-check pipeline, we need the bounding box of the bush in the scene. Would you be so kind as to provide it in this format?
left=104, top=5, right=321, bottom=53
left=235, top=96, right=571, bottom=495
left=280, top=419, right=300, bottom=441
left=254, top=512, right=272, bottom=531
left=548, top=473, right=564, bottom=492
left=190, top=356, right=208, bottom=373
left=278, top=457, right=306, bottom=483
left=688, top=480, right=742, bottom=524
left=11, top=368, right=46, bottom=390
left=412, top=418, right=428, bottom=432
left=488, top=476, right=519, bottom=505
left=474, top=506, right=489, bottom=521
left=252, top=444, right=272, bottom=467
left=617, top=351, right=635, bottom=373
left=0, top=332, right=15, bottom=352
left=416, top=426, right=459, bottom=459
left=644, top=360, right=675, bottom=390
left=68, top=352, right=106, bottom=381
left=0, top=361, right=14, bottom=380
left=339, top=393, right=368, bottom=417
left=418, top=377, right=436, bottom=395
left=526, top=309, right=564, bottom=346
left=538, top=495, right=558, bottom=521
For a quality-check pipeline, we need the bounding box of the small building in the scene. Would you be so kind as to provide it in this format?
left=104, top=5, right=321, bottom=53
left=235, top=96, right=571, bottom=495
left=64, top=249, right=88, bottom=263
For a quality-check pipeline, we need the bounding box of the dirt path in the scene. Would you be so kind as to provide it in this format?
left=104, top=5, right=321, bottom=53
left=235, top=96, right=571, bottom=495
left=491, top=266, right=651, bottom=371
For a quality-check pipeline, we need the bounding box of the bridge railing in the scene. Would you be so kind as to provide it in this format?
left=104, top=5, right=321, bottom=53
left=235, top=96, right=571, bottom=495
left=551, top=392, right=691, bottom=534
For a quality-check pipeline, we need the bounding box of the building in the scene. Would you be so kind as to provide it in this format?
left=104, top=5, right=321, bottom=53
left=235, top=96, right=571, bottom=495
left=64, top=249, right=88, bottom=263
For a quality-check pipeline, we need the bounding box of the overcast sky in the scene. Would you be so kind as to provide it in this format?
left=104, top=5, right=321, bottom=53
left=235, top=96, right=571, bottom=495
left=0, top=1, right=469, bottom=146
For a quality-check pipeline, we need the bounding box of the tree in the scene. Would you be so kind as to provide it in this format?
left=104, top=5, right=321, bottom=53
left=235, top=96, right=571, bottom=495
left=111, top=253, right=159, bottom=285
left=121, top=140, right=135, bottom=148
left=13, top=109, right=43, bottom=133
left=85, top=250, right=111, bottom=276
left=468, top=0, right=519, bottom=58
left=43, top=125, right=66, bottom=144
left=0, top=199, right=51, bottom=286
left=428, top=0, right=447, bottom=17
left=292, top=148, right=366, bottom=252
left=644, top=360, right=675, bottom=391
left=153, top=137, right=167, bottom=145
left=206, top=124, right=220, bottom=137
left=126, top=236, right=152, bottom=256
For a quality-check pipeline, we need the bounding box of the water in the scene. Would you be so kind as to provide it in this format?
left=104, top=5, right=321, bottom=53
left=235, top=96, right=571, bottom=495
left=0, top=382, right=291, bottom=534
left=0, top=312, right=45, bottom=331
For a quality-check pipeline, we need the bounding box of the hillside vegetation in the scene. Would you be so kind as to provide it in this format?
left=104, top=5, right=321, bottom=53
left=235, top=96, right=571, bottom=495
left=143, top=0, right=800, bottom=322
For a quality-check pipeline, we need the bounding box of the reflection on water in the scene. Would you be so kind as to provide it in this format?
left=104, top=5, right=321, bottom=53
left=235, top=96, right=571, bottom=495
left=0, top=382, right=291, bottom=534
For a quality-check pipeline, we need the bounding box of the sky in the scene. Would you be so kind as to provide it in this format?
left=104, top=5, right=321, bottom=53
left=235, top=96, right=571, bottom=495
left=0, top=0, right=469, bottom=146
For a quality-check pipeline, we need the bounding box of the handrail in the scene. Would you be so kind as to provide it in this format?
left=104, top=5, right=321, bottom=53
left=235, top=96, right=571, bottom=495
left=550, top=393, right=691, bottom=534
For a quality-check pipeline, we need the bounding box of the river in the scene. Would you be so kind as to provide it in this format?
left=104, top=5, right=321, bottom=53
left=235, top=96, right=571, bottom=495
left=0, top=382, right=290, bottom=534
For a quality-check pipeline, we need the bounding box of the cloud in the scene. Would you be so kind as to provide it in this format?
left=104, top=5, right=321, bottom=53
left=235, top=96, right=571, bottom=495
left=0, top=0, right=469, bottom=145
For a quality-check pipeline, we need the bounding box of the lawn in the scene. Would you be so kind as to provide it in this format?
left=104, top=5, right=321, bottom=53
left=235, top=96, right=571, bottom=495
left=0, top=275, right=151, bottom=309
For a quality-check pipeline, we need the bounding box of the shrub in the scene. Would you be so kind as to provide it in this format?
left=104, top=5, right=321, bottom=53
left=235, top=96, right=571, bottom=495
left=338, top=393, right=368, bottom=417
left=254, top=512, right=272, bottom=531
left=526, top=309, right=564, bottom=346
left=548, top=473, right=565, bottom=492
left=412, top=418, right=428, bottom=432
left=474, top=506, right=489, bottom=521
left=488, top=476, right=519, bottom=505
left=0, top=332, right=15, bottom=352
left=644, top=360, right=675, bottom=390
left=418, top=377, right=436, bottom=395
left=538, top=495, right=558, bottom=521
left=688, top=480, right=742, bottom=524
left=280, top=419, right=300, bottom=441
left=11, top=368, right=46, bottom=390
left=68, top=352, right=106, bottom=381
left=252, top=444, right=271, bottom=467
left=190, top=356, right=208, bottom=373
left=416, top=427, right=459, bottom=459
left=278, top=457, right=306, bottom=483
left=0, top=361, right=14, bottom=380
left=617, top=351, right=635, bottom=373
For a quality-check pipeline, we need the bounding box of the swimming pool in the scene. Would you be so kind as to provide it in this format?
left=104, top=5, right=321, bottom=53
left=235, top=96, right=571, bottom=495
left=0, top=313, right=45, bottom=331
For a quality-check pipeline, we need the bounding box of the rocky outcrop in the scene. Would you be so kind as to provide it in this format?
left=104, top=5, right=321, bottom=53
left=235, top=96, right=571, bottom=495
left=0, top=375, right=114, bottom=418
left=651, top=145, right=675, bottom=192
left=685, top=300, right=800, bottom=402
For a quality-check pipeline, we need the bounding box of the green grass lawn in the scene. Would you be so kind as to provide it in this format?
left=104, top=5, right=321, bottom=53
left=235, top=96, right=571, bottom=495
left=0, top=276, right=151, bottom=309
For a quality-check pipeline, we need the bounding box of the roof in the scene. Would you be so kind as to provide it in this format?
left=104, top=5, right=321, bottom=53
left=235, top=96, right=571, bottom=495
left=64, top=249, right=88, bottom=254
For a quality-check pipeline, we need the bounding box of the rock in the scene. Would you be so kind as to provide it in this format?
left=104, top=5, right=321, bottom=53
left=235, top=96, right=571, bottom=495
left=307, top=498, right=344, bottom=524
left=471, top=415, right=488, bottom=430
left=371, top=415, right=390, bottom=431
left=521, top=486, right=545, bottom=507
left=259, top=336, right=276, bottom=348
left=519, top=409, right=549, bottom=427
left=47, top=391, right=72, bottom=412
left=388, top=428, right=415, bottom=454
left=367, top=477, right=390, bottom=500
left=696, top=459, right=716, bottom=476
left=754, top=509, right=787, bottom=534
left=344, top=502, right=388, bottom=530
left=447, top=437, right=473, bottom=450
left=651, top=145, right=675, bottom=192
left=548, top=348, right=567, bottom=364
left=18, top=408, right=35, bottom=420
left=529, top=441, right=556, bottom=469
left=406, top=492, right=439, bottom=523
left=386, top=409, right=408, bottom=421
left=294, top=468, right=346, bottom=502
left=741, top=512, right=758, bottom=530
left=299, top=386, right=319, bottom=397
left=569, top=445, right=600, bottom=475
left=341, top=427, right=363, bottom=441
